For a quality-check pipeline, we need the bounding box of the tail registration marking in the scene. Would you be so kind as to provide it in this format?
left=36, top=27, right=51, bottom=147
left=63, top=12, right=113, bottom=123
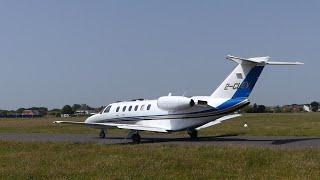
left=224, top=82, right=250, bottom=90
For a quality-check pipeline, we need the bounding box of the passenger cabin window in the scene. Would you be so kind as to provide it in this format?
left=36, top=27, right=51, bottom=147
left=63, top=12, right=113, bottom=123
left=134, top=105, right=139, bottom=111
left=116, top=107, right=120, bottom=112
left=104, top=106, right=112, bottom=113
left=129, top=106, right=132, bottom=111
left=123, top=106, right=127, bottom=112
left=140, top=105, right=145, bottom=111
left=147, top=104, right=151, bottom=110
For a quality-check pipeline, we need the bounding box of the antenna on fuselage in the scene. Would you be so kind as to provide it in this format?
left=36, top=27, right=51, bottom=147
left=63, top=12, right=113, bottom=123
left=168, top=93, right=172, bottom=96
left=182, top=91, right=188, bottom=97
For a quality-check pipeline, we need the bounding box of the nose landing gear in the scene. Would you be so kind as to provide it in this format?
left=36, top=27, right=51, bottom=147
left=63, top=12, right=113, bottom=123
left=99, top=129, right=106, bottom=139
left=127, top=130, right=141, bottom=143
left=131, top=133, right=141, bottom=143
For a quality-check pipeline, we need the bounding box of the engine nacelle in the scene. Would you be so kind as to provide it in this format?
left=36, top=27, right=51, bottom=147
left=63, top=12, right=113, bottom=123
left=157, top=96, right=195, bottom=111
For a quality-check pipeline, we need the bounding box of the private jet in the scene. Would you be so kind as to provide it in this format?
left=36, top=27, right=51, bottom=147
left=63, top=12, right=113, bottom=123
left=54, top=55, right=303, bottom=143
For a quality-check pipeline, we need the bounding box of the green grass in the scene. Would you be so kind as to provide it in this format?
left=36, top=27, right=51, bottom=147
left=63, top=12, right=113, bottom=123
left=0, top=141, right=319, bottom=179
left=0, top=114, right=319, bottom=179
left=0, top=117, right=96, bottom=134
left=201, top=113, right=320, bottom=137
left=0, top=113, right=320, bottom=136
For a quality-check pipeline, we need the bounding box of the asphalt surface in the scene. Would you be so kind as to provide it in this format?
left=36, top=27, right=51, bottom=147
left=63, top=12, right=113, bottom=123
left=0, top=133, right=319, bottom=149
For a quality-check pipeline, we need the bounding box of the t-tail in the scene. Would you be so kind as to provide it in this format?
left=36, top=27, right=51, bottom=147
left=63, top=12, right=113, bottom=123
left=211, top=55, right=303, bottom=100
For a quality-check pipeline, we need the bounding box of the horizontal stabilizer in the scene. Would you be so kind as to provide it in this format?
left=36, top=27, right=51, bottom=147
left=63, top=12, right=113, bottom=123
left=227, top=55, right=303, bottom=65
left=266, top=61, right=304, bottom=65
left=196, top=114, right=241, bottom=130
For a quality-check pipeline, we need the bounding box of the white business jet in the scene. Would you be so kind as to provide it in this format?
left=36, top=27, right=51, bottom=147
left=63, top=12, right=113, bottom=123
left=54, top=55, right=303, bottom=143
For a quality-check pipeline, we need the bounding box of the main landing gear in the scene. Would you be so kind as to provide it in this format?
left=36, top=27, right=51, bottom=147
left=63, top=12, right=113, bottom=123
left=128, top=130, right=141, bottom=143
left=99, top=129, right=106, bottom=139
left=100, top=129, right=141, bottom=143
left=187, top=130, right=198, bottom=139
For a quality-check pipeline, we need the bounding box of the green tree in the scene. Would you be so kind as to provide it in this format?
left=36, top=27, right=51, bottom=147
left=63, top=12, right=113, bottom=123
left=30, top=107, right=48, bottom=115
left=62, top=105, right=74, bottom=115
left=0, top=110, right=8, bottom=117
left=80, top=104, right=93, bottom=110
left=274, top=106, right=282, bottom=113
left=244, top=104, right=267, bottom=113
left=243, top=105, right=255, bottom=113
left=48, top=109, right=61, bottom=116
left=72, top=104, right=81, bottom=112
left=310, top=101, right=319, bottom=112
left=16, top=108, right=25, bottom=114
left=253, top=103, right=258, bottom=113
left=257, top=105, right=266, bottom=113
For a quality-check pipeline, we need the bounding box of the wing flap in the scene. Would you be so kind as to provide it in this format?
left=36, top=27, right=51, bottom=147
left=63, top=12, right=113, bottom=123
left=53, top=121, right=168, bottom=133
left=115, top=124, right=168, bottom=133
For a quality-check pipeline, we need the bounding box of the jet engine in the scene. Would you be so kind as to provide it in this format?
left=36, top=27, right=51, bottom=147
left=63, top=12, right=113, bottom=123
left=157, top=96, right=195, bottom=111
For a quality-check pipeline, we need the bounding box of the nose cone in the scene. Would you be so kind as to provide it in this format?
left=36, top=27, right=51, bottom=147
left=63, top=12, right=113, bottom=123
left=85, top=114, right=99, bottom=123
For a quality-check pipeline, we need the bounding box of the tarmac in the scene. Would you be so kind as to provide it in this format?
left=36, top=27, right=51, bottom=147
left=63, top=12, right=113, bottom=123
left=0, top=133, right=319, bottom=149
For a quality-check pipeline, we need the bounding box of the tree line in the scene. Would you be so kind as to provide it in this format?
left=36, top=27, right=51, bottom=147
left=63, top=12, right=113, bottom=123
left=241, top=101, right=319, bottom=113
left=0, top=101, right=319, bottom=117
left=0, top=104, right=103, bottom=118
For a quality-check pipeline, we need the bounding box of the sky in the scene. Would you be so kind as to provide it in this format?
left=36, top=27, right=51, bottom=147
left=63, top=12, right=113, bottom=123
left=0, top=0, right=319, bottom=110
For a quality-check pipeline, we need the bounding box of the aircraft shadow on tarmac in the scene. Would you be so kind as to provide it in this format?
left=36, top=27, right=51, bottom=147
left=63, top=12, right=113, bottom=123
left=104, top=135, right=320, bottom=146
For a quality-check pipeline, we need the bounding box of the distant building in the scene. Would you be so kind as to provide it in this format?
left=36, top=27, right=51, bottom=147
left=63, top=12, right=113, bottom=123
left=281, top=104, right=303, bottom=113
left=269, top=106, right=281, bottom=113
left=292, top=104, right=303, bottom=112
left=282, top=105, right=292, bottom=112
left=61, top=114, right=71, bottom=118
left=22, top=110, right=42, bottom=118
left=75, top=110, right=95, bottom=116
left=303, top=105, right=311, bottom=112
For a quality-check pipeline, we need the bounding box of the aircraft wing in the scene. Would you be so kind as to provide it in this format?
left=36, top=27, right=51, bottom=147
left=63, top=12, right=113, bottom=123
left=196, top=114, right=241, bottom=130
left=53, top=121, right=168, bottom=133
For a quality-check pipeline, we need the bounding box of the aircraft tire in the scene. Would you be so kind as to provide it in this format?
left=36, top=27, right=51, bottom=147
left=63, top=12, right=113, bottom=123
left=188, top=130, right=198, bottom=139
left=99, top=130, right=106, bottom=139
left=132, top=133, right=141, bottom=143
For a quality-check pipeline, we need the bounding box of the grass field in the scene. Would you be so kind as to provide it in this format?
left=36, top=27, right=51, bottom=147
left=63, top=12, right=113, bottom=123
left=0, top=141, right=319, bottom=179
left=0, top=113, right=319, bottom=137
left=0, top=113, right=320, bottom=179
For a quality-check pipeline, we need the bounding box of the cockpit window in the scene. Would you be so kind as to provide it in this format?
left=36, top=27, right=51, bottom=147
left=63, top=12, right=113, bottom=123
left=104, top=106, right=112, bottom=113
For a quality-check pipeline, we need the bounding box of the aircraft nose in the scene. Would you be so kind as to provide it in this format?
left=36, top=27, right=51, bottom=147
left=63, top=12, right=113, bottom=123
left=85, top=114, right=97, bottom=123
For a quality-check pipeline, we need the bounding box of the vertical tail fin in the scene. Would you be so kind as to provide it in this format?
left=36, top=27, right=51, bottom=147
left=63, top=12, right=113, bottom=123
left=211, top=55, right=303, bottom=99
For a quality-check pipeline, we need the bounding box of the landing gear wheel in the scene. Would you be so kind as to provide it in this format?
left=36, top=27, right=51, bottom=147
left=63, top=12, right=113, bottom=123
left=188, top=130, right=198, bottom=139
left=99, top=130, right=106, bottom=139
left=131, top=133, right=141, bottom=144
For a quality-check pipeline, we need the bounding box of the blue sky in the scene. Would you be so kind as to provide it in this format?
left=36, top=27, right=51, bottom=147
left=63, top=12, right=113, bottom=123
left=0, top=1, right=318, bottom=109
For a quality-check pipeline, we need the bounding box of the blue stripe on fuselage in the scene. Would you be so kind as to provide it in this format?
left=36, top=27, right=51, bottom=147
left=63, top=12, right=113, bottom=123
left=217, top=97, right=247, bottom=110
